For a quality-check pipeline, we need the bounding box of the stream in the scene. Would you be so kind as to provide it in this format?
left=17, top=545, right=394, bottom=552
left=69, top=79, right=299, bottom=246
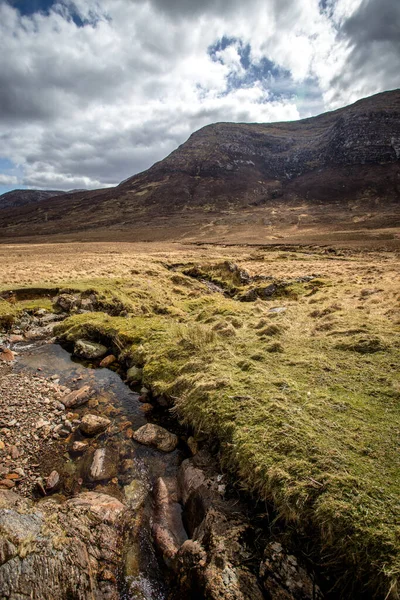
left=13, top=339, right=186, bottom=600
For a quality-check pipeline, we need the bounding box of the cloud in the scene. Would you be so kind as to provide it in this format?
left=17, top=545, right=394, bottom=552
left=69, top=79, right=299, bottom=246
left=0, top=0, right=398, bottom=191
left=0, top=174, right=18, bottom=186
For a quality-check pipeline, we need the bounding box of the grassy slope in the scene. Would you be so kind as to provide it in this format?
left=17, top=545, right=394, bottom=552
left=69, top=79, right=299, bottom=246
left=1, top=247, right=399, bottom=597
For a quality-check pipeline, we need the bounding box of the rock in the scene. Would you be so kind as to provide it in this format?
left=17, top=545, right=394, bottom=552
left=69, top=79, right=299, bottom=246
left=10, top=445, right=19, bottom=459
left=0, top=479, right=15, bottom=489
left=61, top=385, right=91, bottom=408
left=0, top=348, right=14, bottom=362
left=0, top=489, right=128, bottom=599
left=54, top=293, right=81, bottom=312
left=100, top=354, right=117, bottom=368
left=71, top=441, right=88, bottom=453
left=88, top=448, right=119, bottom=482
left=8, top=334, right=24, bottom=343
left=152, top=477, right=188, bottom=564
left=187, top=436, right=198, bottom=455
left=259, top=541, right=323, bottom=599
left=139, top=403, right=153, bottom=413
left=80, top=414, right=111, bottom=436
left=74, top=339, right=108, bottom=360
left=126, top=365, right=143, bottom=384
left=46, top=470, right=60, bottom=492
left=124, top=479, right=147, bottom=510
left=269, top=306, right=287, bottom=314
left=132, top=423, right=178, bottom=452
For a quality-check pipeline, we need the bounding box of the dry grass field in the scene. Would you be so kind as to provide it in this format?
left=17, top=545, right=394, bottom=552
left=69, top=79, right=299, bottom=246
left=1, top=240, right=399, bottom=598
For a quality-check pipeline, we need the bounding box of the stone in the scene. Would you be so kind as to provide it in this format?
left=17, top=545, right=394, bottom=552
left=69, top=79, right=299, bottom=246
left=0, top=479, right=15, bottom=489
left=74, top=339, right=108, bottom=360
left=61, top=385, right=91, bottom=408
left=71, top=441, right=88, bottom=453
left=46, top=470, right=60, bottom=492
left=152, top=477, right=188, bottom=564
left=80, top=414, right=111, bottom=436
left=259, top=541, right=323, bottom=599
left=124, top=480, right=147, bottom=510
left=89, top=448, right=119, bottom=482
left=100, top=354, right=117, bottom=368
left=126, top=365, right=143, bottom=384
left=0, top=489, right=128, bottom=599
left=139, top=403, right=153, bottom=413
left=54, top=293, right=81, bottom=312
left=187, top=436, right=198, bottom=456
left=10, top=445, right=19, bottom=459
left=8, top=334, right=24, bottom=343
left=0, top=348, right=14, bottom=362
left=132, top=423, right=178, bottom=453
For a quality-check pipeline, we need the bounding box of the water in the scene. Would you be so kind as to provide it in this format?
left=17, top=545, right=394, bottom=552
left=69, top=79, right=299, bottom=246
left=14, top=341, right=185, bottom=600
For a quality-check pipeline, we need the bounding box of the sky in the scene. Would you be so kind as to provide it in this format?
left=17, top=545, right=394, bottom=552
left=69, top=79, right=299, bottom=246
left=0, top=0, right=399, bottom=194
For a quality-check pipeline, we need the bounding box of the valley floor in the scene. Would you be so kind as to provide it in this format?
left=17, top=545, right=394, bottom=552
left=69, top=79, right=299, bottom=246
left=0, top=240, right=399, bottom=598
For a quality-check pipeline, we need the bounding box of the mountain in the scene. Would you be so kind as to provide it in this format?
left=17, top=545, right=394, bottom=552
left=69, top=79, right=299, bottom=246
left=1, top=89, right=399, bottom=243
left=0, top=189, right=66, bottom=211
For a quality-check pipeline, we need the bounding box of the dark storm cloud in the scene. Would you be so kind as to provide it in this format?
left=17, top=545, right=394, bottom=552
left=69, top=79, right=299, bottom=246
left=330, top=0, right=400, bottom=99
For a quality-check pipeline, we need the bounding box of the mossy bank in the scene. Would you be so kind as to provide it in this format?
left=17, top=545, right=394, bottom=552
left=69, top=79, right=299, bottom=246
left=1, top=243, right=399, bottom=598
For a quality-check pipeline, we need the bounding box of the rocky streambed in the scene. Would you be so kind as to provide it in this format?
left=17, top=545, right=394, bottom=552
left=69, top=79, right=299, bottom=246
left=0, top=302, right=323, bottom=600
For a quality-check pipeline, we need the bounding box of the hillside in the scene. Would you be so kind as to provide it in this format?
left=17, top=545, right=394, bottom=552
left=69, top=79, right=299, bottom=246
left=0, top=189, right=66, bottom=210
left=0, top=89, right=399, bottom=243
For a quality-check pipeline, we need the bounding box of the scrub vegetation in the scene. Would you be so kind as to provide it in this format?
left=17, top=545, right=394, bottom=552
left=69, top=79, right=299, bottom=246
left=0, top=241, right=399, bottom=598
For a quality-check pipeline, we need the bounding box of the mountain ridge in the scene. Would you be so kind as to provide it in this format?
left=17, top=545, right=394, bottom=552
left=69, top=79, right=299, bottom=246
left=1, top=89, right=399, bottom=243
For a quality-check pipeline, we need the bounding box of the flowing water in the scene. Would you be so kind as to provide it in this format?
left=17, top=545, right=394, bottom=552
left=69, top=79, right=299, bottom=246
left=14, top=340, right=186, bottom=600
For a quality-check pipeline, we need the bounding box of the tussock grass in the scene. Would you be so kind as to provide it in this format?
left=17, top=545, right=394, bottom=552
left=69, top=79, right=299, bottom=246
left=1, top=241, right=400, bottom=598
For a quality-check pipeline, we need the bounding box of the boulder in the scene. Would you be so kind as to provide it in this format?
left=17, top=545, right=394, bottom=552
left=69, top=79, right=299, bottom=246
left=74, top=339, right=108, bottom=360
left=80, top=414, right=111, bottom=436
left=88, top=447, right=119, bottom=482
left=124, top=479, right=147, bottom=510
left=0, top=348, right=14, bottom=362
left=54, top=294, right=81, bottom=312
left=45, top=470, right=60, bottom=493
left=61, top=385, right=91, bottom=408
left=132, top=423, right=178, bottom=452
left=100, top=354, right=117, bottom=368
left=0, top=489, right=128, bottom=599
left=259, top=542, right=323, bottom=599
left=126, top=365, right=143, bottom=384
left=152, top=477, right=188, bottom=564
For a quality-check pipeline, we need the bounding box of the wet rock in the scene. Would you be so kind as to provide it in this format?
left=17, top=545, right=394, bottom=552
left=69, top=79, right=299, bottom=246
left=187, top=436, right=198, bottom=456
left=132, top=423, right=178, bottom=452
left=152, top=477, right=188, bottom=564
left=0, top=348, right=14, bottom=362
left=61, top=385, right=91, bottom=408
left=45, top=470, right=60, bottom=493
left=0, top=489, right=128, bottom=599
left=139, top=402, right=153, bottom=413
left=80, top=414, right=111, bottom=436
left=100, top=354, right=117, bottom=368
left=259, top=541, right=322, bottom=599
left=88, top=447, right=119, bottom=482
left=54, top=293, right=81, bottom=312
left=71, top=441, right=88, bottom=454
left=126, top=365, right=143, bottom=384
left=124, top=479, right=147, bottom=510
left=74, top=339, right=108, bottom=360
left=0, top=479, right=15, bottom=489
left=8, top=334, right=24, bottom=343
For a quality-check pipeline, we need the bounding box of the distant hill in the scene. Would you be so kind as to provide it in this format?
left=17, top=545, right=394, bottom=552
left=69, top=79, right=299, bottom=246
left=0, top=189, right=67, bottom=211
left=0, top=89, right=399, bottom=243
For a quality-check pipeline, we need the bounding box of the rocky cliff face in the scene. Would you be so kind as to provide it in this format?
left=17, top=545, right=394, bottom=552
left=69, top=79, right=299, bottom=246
left=0, top=89, right=399, bottom=240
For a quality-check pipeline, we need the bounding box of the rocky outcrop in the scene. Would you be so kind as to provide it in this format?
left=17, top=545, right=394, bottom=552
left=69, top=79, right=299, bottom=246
left=0, top=489, right=129, bottom=600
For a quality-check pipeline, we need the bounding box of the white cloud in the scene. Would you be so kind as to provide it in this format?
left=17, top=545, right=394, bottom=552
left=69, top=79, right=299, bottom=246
left=0, top=174, right=18, bottom=186
left=0, top=0, right=398, bottom=190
